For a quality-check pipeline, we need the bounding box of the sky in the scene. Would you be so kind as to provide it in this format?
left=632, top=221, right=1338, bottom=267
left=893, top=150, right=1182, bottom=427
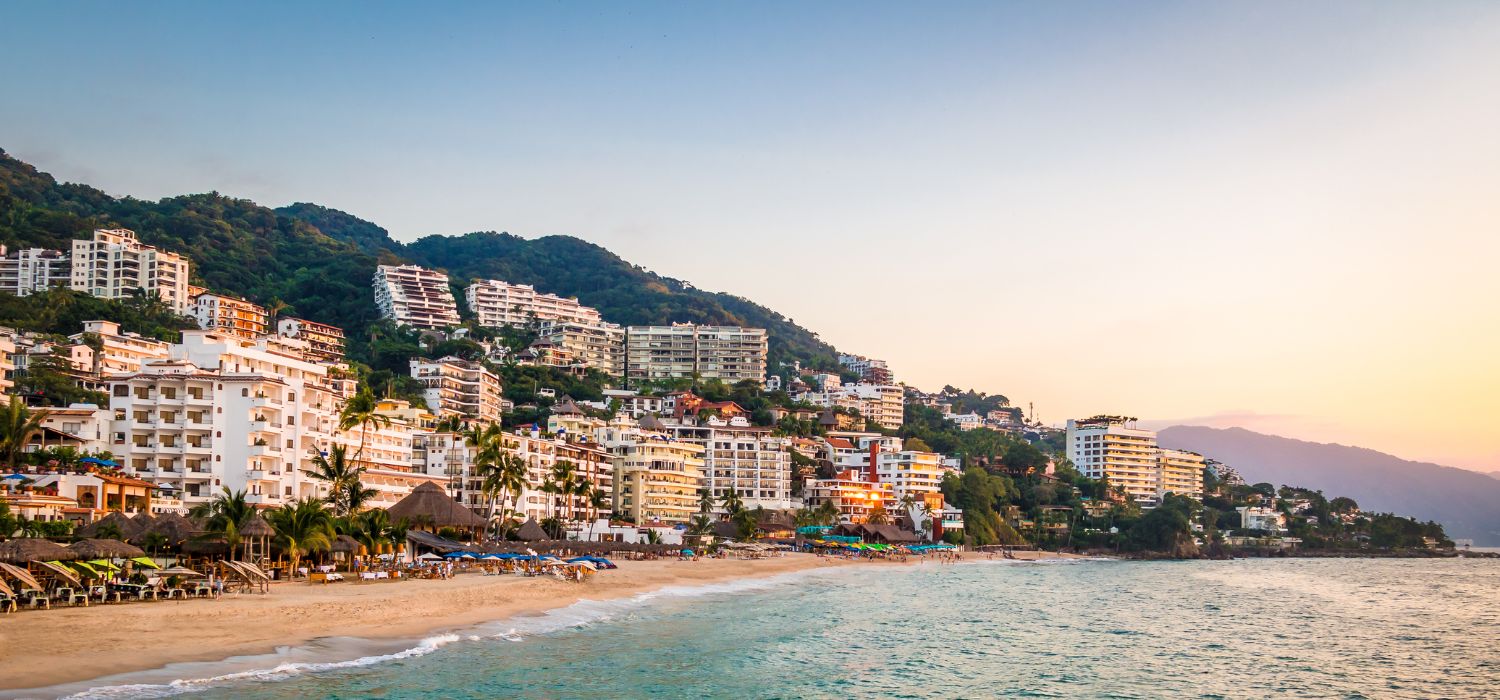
left=2, top=2, right=1498, bottom=472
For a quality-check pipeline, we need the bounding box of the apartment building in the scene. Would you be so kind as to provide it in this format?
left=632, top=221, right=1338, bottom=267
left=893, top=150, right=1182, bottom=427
left=70, top=229, right=192, bottom=313
left=466, top=279, right=602, bottom=328
left=409, top=357, right=503, bottom=424
left=596, top=416, right=705, bottom=524
left=876, top=448, right=949, bottom=511
left=797, top=383, right=905, bottom=430
left=192, top=293, right=269, bottom=338
left=373, top=264, right=460, bottom=329
left=69, top=320, right=171, bottom=377
left=1065, top=416, right=1205, bottom=507
left=625, top=324, right=767, bottom=385
left=666, top=424, right=795, bottom=512
left=0, top=246, right=70, bottom=296
left=837, top=353, right=894, bottom=384
left=324, top=398, right=447, bottom=510
left=276, top=317, right=346, bottom=364
left=535, top=319, right=625, bottom=377
left=802, top=469, right=898, bottom=524
left=1157, top=448, right=1206, bottom=501
left=107, top=330, right=345, bottom=510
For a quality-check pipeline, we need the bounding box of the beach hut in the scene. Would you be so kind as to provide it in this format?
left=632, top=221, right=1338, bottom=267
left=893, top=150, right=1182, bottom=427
left=514, top=518, right=548, bottom=542
left=241, top=514, right=276, bottom=564
left=0, top=538, right=77, bottom=564
left=75, top=511, right=145, bottom=540
left=133, top=512, right=200, bottom=549
left=386, top=482, right=487, bottom=534
left=68, top=538, right=146, bottom=560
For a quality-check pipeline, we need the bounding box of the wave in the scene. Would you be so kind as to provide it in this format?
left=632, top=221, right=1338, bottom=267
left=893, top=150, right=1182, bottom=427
left=18, top=565, right=858, bottom=700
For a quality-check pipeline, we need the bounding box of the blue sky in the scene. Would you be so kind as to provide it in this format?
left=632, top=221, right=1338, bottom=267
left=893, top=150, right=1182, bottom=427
left=3, top=2, right=1499, bottom=470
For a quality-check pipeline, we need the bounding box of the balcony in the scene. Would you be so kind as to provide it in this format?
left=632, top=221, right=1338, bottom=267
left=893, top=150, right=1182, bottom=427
left=248, top=444, right=281, bottom=457
left=245, top=493, right=283, bottom=506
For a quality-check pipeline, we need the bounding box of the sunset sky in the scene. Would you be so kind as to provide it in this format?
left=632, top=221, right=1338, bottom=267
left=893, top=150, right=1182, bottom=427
left=3, top=2, right=1497, bottom=471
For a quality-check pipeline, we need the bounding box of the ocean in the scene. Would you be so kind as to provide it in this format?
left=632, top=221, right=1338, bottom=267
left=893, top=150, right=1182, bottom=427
left=44, top=557, right=1500, bottom=699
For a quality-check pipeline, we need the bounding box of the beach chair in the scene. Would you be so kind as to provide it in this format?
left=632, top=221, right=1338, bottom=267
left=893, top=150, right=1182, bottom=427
left=55, top=587, right=88, bottom=607
left=91, top=585, right=122, bottom=604
left=0, top=593, right=15, bottom=613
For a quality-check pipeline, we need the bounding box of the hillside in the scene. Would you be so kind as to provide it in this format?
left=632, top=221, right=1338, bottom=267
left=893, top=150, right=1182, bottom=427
left=0, top=149, right=840, bottom=371
left=1160, top=425, right=1500, bottom=545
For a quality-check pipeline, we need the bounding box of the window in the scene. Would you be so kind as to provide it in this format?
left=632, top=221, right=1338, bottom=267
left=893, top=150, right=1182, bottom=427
left=113, top=385, right=129, bottom=397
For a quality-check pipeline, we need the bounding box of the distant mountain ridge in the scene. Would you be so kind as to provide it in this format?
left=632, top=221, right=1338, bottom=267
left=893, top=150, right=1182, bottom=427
left=0, top=148, right=839, bottom=370
left=1160, top=425, right=1500, bottom=545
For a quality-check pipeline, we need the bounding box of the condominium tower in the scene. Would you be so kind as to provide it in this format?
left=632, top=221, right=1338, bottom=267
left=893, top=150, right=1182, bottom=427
left=466, top=279, right=602, bottom=328
left=70, top=229, right=192, bottom=313
left=624, top=324, right=767, bottom=385
left=373, top=265, right=460, bottom=330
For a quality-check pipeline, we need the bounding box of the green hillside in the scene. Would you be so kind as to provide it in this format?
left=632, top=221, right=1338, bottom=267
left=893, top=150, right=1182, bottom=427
left=0, top=149, right=840, bottom=372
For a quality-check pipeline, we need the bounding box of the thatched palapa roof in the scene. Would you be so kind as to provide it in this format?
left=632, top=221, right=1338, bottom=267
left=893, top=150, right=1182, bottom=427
left=0, top=538, right=77, bottom=563
left=514, top=518, right=549, bottom=542
left=75, top=511, right=144, bottom=539
left=331, top=535, right=366, bottom=554
left=134, top=512, right=200, bottom=546
left=385, top=482, right=486, bottom=528
left=68, top=538, right=146, bottom=559
left=241, top=514, right=276, bottom=538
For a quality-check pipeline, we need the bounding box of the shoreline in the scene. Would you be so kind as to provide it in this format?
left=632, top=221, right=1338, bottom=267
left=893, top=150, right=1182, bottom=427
left=0, top=550, right=1085, bottom=697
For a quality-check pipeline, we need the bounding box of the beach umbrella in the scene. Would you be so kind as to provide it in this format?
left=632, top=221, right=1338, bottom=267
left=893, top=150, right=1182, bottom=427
left=69, top=538, right=146, bottom=560
left=37, top=560, right=81, bottom=587
left=681, top=549, right=695, bottom=556
left=0, top=538, right=77, bottom=563
left=69, top=560, right=101, bottom=578
left=89, top=559, right=121, bottom=571
left=0, top=562, right=42, bottom=590
left=130, top=556, right=161, bottom=569
left=0, top=578, right=12, bottom=597
left=156, top=566, right=205, bottom=578
left=79, top=457, right=117, bottom=467
left=417, top=552, right=443, bottom=561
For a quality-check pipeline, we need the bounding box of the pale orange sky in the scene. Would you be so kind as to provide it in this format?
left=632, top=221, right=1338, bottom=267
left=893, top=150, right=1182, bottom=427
left=4, top=4, right=1497, bottom=471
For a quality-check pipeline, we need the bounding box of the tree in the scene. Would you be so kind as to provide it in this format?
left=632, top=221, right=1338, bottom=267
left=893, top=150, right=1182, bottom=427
left=866, top=503, right=891, bottom=525
left=267, top=497, right=334, bottom=576
left=302, top=445, right=365, bottom=516
left=190, top=487, right=254, bottom=559
left=1330, top=496, right=1359, bottom=514
left=338, top=389, right=391, bottom=464
left=0, top=397, right=47, bottom=471
left=719, top=489, right=745, bottom=518
left=468, top=425, right=528, bottom=538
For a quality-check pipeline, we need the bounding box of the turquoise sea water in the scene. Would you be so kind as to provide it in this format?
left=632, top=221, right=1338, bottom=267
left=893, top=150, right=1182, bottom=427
left=37, top=558, right=1500, bottom=699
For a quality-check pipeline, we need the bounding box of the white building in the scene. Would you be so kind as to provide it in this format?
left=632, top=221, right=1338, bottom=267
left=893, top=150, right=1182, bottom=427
left=1238, top=506, right=1286, bottom=532
left=1065, top=416, right=1206, bottom=507
left=70, top=229, right=192, bottom=313
left=0, top=246, right=70, bottom=296
left=70, top=320, right=171, bottom=377
left=601, top=389, right=665, bottom=418
left=535, top=319, right=624, bottom=377
left=797, top=383, right=905, bottom=430
left=373, top=264, right=460, bottom=330
left=466, top=279, right=602, bottom=328
left=595, top=416, right=705, bottom=525
left=944, top=412, right=985, bottom=431
left=409, top=356, right=503, bottom=424
left=192, top=292, right=269, bottom=339
left=837, top=353, right=893, bottom=384
left=108, top=330, right=346, bottom=510
left=276, top=317, right=346, bottom=364
left=625, top=324, right=767, bottom=386
left=667, top=424, right=795, bottom=512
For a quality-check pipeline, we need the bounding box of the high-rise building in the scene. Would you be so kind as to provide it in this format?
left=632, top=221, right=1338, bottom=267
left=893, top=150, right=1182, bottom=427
left=409, top=356, right=504, bottom=424
left=625, top=324, right=767, bottom=385
left=795, top=383, right=905, bottom=430
left=667, top=423, right=795, bottom=512
left=0, top=247, right=70, bottom=296
left=276, top=317, right=346, bottom=364
left=70, top=229, right=192, bottom=313
left=108, top=330, right=345, bottom=510
left=596, top=416, right=705, bottom=524
left=535, top=319, right=625, bottom=377
left=192, top=293, right=268, bottom=339
left=373, top=264, right=460, bottom=329
left=1065, top=416, right=1205, bottom=507
left=70, top=320, right=171, bottom=377
left=466, top=279, right=602, bottom=328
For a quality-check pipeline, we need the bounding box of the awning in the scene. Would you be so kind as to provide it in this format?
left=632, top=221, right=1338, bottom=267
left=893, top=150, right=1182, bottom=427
left=37, top=560, right=81, bottom=587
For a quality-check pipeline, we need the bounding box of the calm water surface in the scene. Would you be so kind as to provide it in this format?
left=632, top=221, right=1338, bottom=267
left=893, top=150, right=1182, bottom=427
left=58, top=558, right=1500, bottom=699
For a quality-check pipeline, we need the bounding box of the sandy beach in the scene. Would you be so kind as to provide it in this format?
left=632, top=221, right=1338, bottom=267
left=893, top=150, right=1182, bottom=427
left=0, top=550, right=1083, bottom=694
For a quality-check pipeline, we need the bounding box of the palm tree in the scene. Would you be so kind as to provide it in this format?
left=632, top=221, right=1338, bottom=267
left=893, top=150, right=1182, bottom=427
left=191, top=486, right=254, bottom=559
left=815, top=500, right=840, bottom=526
left=469, top=426, right=527, bottom=538
left=719, top=489, right=745, bottom=519
left=697, top=488, right=715, bottom=516
left=0, top=397, right=47, bottom=471
left=586, top=486, right=609, bottom=541
left=338, top=390, right=391, bottom=465
left=302, top=445, right=364, bottom=516
left=267, top=498, right=334, bottom=576
left=866, top=503, right=891, bottom=525
left=545, top=460, right=580, bottom=523
left=341, top=478, right=378, bottom=515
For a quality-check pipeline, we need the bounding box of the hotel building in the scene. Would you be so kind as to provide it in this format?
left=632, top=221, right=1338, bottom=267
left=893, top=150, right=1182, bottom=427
left=666, top=423, right=795, bottom=512
left=276, top=317, right=346, bottom=364
left=373, top=264, right=460, bottom=329
left=624, top=324, right=767, bottom=385
left=597, top=417, right=705, bottom=525
left=466, top=279, right=602, bottom=328
left=535, top=319, right=625, bottom=377
left=0, top=246, right=70, bottom=296
left=802, top=469, right=898, bottom=524
left=1065, top=416, right=1205, bottom=507
left=192, top=293, right=269, bottom=339
left=409, top=356, right=504, bottom=424
left=70, top=229, right=192, bottom=313
left=70, top=320, right=171, bottom=377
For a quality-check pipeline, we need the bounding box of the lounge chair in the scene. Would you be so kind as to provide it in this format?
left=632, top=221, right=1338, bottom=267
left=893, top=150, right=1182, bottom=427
left=20, top=589, right=49, bottom=609
left=0, top=593, right=15, bottom=613
left=90, top=586, right=122, bottom=604
left=54, top=587, right=88, bottom=607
